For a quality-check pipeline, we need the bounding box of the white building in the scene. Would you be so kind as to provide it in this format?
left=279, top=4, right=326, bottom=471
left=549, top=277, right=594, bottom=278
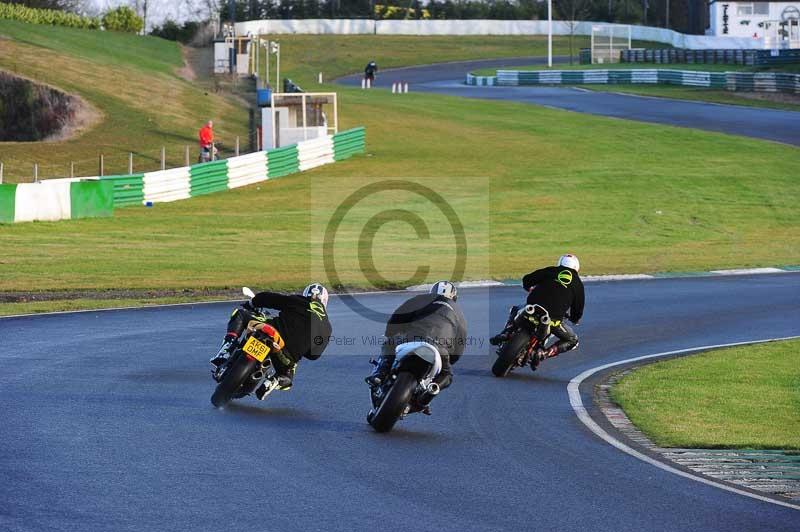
left=708, top=1, right=800, bottom=47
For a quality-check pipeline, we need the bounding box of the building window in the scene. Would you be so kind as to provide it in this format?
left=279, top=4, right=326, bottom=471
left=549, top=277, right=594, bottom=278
left=737, top=3, right=769, bottom=16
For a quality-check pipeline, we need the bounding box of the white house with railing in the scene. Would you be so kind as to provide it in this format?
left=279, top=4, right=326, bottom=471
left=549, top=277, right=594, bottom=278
left=708, top=1, right=800, bottom=47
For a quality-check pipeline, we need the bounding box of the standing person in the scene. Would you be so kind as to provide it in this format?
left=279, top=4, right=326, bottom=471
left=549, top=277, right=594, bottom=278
left=211, top=283, right=332, bottom=391
left=490, top=254, right=584, bottom=361
left=198, top=120, right=214, bottom=162
left=364, top=61, right=377, bottom=85
left=366, top=281, right=467, bottom=414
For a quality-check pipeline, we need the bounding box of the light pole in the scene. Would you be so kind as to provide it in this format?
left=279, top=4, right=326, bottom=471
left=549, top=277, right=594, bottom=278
left=548, top=0, right=553, bottom=68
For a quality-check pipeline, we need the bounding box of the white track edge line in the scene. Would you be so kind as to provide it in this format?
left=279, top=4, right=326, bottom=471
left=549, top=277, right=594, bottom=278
left=568, top=336, right=800, bottom=512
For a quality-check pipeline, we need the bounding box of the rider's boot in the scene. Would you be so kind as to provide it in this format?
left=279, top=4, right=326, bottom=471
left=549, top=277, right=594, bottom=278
left=210, top=333, right=238, bottom=369
left=365, top=357, right=392, bottom=386
left=490, top=306, right=520, bottom=346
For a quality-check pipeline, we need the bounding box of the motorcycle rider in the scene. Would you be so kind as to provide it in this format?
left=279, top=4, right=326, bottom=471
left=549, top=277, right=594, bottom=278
left=211, top=283, right=332, bottom=390
left=366, top=281, right=467, bottom=413
left=490, top=254, right=584, bottom=362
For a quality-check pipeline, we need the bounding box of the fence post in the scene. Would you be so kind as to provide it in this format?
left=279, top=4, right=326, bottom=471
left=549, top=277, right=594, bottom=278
left=70, top=162, right=74, bottom=179
left=160, top=147, right=166, bottom=170
left=0, top=162, right=3, bottom=184
left=185, top=145, right=190, bottom=166
left=99, top=154, right=104, bottom=177
left=235, top=136, right=240, bottom=157
left=34, top=163, right=39, bottom=183
left=128, top=153, right=134, bottom=174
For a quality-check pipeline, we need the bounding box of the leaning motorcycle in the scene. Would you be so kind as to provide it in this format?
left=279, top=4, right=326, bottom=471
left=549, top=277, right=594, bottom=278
left=366, top=341, right=442, bottom=433
left=210, top=287, right=286, bottom=408
left=491, top=304, right=557, bottom=377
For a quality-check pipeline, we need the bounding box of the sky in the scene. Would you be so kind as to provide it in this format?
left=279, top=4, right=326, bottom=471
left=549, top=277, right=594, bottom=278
left=88, top=1, right=214, bottom=29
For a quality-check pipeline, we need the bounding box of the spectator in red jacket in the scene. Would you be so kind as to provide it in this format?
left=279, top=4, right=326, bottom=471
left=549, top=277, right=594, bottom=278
left=198, top=120, right=214, bottom=162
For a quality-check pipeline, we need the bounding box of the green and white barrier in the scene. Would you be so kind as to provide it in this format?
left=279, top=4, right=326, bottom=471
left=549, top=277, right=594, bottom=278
left=0, top=127, right=366, bottom=222
left=469, top=69, right=800, bottom=94
left=0, top=180, right=113, bottom=223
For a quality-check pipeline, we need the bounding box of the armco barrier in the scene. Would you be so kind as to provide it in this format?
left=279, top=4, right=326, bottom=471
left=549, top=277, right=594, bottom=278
left=227, top=151, right=268, bottom=189
left=101, top=173, right=144, bottom=207
left=0, top=128, right=366, bottom=222
left=620, top=48, right=800, bottom=67
left=333, top=127, right=366, bottom=161
left=0, top=180, right=113, bottom=223
left=190, top=159, right=228, bottom=197
left=477, top=69, right=800, bottom=94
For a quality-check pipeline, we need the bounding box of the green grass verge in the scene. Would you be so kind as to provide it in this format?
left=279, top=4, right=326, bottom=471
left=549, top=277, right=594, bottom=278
left=610, top=340, right=800, bottom=449
left=580, top=84, right=800, bottom=112
left=0, top=296, right=235, bottom=316
left=1, top=29, right=799, bottom=314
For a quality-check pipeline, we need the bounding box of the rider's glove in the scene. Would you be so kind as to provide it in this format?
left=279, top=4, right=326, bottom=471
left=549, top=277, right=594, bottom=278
left=243, top=299, right=255, bottom=312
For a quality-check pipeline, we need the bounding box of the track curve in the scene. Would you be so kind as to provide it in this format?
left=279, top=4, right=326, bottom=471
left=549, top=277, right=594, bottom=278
left=337, top=58, right=800, bottom=145
left=1, top=274, right=799, bottom=531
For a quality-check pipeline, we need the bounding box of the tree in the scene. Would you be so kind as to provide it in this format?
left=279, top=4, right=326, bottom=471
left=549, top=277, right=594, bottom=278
left=555, top=0, right=591, bottom=64
left=103, top=6, right=144, bottom=32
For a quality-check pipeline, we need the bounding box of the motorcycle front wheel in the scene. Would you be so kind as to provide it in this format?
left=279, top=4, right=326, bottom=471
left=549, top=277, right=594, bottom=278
left=491, top=331, right=530, bottom=377
left=211, top=352, right=258, bottom=408
left=368, top=371, right=417, bottom=433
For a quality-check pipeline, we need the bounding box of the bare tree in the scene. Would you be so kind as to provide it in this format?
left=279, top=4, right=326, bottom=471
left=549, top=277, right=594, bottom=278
left=555, top=0, right=591, bottom=64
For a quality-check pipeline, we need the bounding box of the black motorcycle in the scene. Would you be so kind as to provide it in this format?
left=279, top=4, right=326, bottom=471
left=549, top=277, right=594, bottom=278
left=491, top=304, right=556, bottom=377
left=210, top=287, right=286, bottom=408
left=367, top=341, right=443, bottom=433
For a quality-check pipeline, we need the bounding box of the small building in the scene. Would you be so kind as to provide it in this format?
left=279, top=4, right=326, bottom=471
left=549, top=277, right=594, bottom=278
left=708, top=1, right=800, bottom=47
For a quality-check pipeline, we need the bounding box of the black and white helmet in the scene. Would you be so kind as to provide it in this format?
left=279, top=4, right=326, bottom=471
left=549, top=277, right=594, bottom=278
left=303, top=283, right=329, bottom=307
left=430, top=280, right=458, bottom=302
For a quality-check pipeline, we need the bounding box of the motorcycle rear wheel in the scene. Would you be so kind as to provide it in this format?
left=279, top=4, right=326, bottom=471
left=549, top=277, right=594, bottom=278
left=368, top=371, right=417, bottom=433
left=211, top=352, right=258, bottom=408
left=492, top=332, right=530, bottom=377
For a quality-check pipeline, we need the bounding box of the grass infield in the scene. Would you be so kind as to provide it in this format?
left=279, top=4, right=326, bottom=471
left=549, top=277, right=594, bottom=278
left=1, top=26, right=799, bottom=313
left=610, top=340, right=800, bottom=450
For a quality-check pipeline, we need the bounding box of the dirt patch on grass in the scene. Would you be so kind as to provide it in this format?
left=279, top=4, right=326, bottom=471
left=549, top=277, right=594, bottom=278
left=176, top=44, right=197, bottom=82
left=0, top=69, right=101, bottom=142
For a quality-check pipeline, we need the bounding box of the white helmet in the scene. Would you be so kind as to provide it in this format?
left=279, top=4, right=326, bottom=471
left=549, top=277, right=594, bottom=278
left=430, top=280, right=458, bottom=301
left=557, top=254, right=580, bottom=272
left=303, top=283, right=329, bottom=307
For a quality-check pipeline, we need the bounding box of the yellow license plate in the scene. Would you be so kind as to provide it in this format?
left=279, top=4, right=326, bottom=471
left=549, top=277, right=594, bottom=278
left=243, top=336, right=270, bottom=362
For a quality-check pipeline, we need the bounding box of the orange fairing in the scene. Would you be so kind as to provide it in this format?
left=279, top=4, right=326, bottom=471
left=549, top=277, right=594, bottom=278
left=259, top=323, right=286, bottom=351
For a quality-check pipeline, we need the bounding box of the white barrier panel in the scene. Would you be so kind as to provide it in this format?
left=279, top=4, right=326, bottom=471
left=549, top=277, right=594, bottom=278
left=227, top=151, right=268, bottom=189
left=584, top=70, right=610, bottom=83
left=143, top=167, right=191, bottom=204
left=631, top=70, right=658, bottom=84
left=14, top=181, right=72, bottom=222
left=236, top=19, right=375, bottom=36
left=297, top=136, right=334, bottom=172
left=235, top=19, right=766, bottom=50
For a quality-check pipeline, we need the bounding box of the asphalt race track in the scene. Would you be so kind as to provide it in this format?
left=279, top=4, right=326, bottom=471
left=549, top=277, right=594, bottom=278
left=337, top=58, right=800, bottom=146
left=2, top=274, right=799, bottom=531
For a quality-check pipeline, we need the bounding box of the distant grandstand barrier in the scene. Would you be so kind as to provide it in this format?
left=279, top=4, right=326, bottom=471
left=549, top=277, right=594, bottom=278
left=466, top=70, right=800, bottom=94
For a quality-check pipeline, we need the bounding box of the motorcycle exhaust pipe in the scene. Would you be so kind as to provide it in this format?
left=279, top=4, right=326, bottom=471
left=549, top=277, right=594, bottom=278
left=425, top=382, right=440, bottom=396
left=251, top=369, right=265, bottom=381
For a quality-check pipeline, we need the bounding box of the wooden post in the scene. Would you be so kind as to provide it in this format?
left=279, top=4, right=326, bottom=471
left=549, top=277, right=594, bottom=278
left=0, top=162, right=3, bottom=184
left=70, top=162, right=75, bottom=179
left=235, top=136, right=240, bottom=157
left=160, top=147, right=166, bottom=170
left=128, top=153, right=133, bottom=174
left=185, top=145, right=190, bottom=166
left=99, top=154, right=104, bottom=177
left=34, top=163, right=39, bottom=183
